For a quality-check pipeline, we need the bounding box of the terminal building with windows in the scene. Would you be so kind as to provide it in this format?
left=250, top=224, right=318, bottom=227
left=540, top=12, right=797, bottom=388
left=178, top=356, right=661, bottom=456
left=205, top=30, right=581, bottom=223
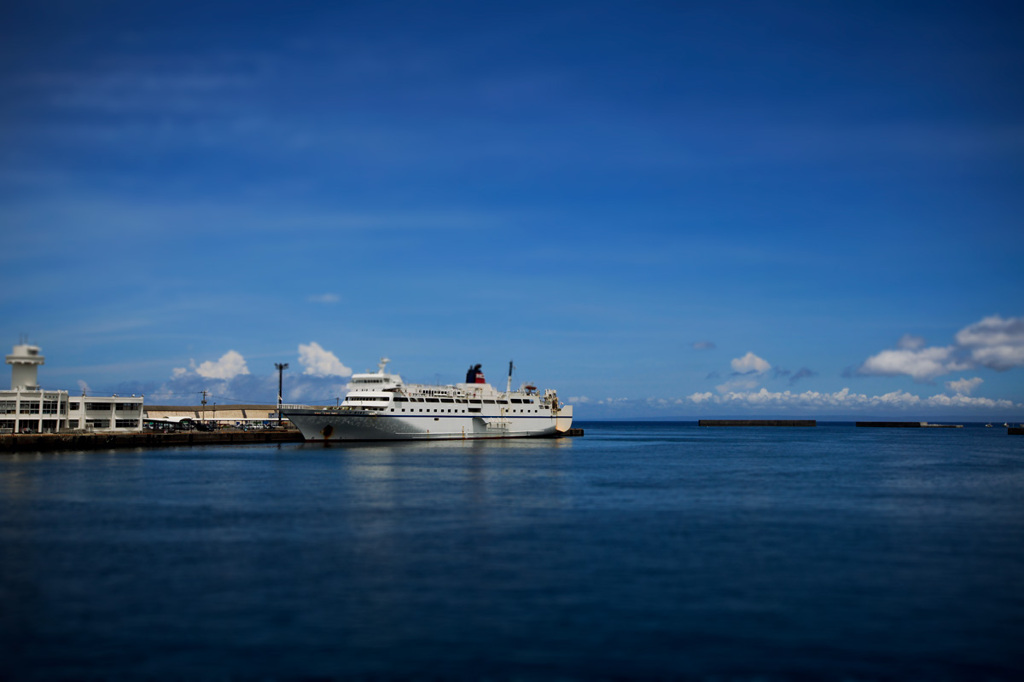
left=0, top=343, right=144, bottom=434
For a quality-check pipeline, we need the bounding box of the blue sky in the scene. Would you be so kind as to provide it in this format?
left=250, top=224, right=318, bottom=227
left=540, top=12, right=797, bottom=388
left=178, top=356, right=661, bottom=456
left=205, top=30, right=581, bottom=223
left=2, top=1, right=1023, bottom=418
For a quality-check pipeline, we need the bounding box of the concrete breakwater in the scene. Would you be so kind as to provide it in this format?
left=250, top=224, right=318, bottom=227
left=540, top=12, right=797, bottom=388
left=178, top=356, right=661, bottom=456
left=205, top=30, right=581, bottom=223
left=855, top=421, right=963, bottom=428
left=698, top=420, right=817, bottom=427
left=1, top=429, right=303, bottom=453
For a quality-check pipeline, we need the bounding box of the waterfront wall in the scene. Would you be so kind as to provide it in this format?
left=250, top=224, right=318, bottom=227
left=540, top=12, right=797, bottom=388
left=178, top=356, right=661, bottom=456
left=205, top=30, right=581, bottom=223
left=1, top=429, right=303, bottom=453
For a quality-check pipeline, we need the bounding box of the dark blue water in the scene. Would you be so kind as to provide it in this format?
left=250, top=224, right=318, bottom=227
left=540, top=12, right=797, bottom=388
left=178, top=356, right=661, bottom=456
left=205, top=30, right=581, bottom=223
left=2, top=422, right=1022, bottom=680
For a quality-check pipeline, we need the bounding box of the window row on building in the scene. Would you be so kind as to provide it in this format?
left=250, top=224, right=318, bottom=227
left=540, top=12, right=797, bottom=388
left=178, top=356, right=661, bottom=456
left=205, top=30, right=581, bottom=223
left=0, top=390, right=144, bottom=434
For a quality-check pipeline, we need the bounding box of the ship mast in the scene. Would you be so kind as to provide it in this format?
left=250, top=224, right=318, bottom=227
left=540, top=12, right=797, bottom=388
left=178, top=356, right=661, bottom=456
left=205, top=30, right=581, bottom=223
left=506, top=360, right=513, bottom=393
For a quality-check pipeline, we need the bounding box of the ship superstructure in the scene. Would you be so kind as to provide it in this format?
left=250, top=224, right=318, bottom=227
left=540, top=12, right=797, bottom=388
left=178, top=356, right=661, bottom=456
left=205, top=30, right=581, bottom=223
left=282, top=359, right=573, bottom=441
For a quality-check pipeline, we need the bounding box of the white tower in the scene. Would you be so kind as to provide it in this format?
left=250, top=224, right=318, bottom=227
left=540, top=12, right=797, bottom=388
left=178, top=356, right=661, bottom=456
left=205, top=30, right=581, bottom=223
left=6, top=343, right=44, bottom=391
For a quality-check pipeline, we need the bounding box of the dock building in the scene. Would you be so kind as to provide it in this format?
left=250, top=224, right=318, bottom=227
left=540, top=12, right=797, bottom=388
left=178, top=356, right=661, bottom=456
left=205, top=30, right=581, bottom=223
left=143, top=404, right=282, bottom=429
left=1, top=343, right=144, bottom=434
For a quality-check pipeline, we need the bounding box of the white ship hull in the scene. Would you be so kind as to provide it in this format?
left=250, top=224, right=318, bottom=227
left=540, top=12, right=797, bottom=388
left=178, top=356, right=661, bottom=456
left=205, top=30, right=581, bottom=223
left=284, top=407, right=573, bottom=442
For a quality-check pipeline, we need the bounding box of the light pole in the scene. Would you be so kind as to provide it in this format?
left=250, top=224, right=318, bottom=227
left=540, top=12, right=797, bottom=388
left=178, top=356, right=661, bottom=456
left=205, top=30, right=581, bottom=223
left=275, top=362, right=289, bottom=425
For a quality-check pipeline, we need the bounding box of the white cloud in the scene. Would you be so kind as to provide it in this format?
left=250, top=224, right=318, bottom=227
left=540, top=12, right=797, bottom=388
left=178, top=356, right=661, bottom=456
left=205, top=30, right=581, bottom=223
left=194, top=350, right=249, bottom=380
left=954, top=315, right=1024, bottom=371
left=731, top=352, right=771, bottom=374
left=681, top=386, right=1018, bottom=411
left=546, top=382, right=1022, bottom=418
left=946, top=377, right=983, bottom=395
left=692, top=341, right=716, bottom=350
left=858, top=314, right=1024, bottom=381
left=307, top=293, right=340, bottom=304
left=970, top=344, right=1024, bottom=371
left=567, top=396, right=591, bottom=404
left=923, top=393, right=1017, bottom=409
left=152, top=362, right=351, bottom=406
left=298, top=342, right=352, bottom=378
left=716, top=376, right=759, bottom=394
left=966, top=346, right=1024, bottom=372
left=589, top=397, right=631, bottom=405
left=898, top=334, right=926, bottom=350
left=858, top=346, right=967, bottom=381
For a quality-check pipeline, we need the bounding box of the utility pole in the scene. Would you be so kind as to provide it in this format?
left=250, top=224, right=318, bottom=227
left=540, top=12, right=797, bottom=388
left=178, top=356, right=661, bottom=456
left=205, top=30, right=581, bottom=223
left=275, top=363, right=289, bottom=425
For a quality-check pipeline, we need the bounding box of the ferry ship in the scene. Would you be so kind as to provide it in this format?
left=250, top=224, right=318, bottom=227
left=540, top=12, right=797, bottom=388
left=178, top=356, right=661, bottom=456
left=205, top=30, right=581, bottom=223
left=282, top=359, right=573, bottom=441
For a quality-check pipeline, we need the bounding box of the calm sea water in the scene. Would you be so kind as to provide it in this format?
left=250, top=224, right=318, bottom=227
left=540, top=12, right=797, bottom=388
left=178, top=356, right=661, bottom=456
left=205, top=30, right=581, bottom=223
left=1, top=422, right=1022, bottom=680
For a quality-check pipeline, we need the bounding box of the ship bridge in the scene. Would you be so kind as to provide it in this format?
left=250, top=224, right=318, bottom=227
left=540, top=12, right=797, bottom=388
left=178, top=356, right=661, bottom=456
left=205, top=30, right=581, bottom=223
left=347, top=357, right=403, bottom=393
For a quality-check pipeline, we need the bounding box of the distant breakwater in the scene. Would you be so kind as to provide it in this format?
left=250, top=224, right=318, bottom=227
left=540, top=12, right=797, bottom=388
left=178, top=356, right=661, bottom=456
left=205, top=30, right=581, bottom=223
left=698, top=420, right=817, bottom=427
left=855, top=421, right=963, bottom=428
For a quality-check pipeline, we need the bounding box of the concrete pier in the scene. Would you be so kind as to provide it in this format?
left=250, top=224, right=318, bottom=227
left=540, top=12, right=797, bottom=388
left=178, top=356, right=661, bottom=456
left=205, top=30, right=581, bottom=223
left=1, top=429, right=303, bottom=453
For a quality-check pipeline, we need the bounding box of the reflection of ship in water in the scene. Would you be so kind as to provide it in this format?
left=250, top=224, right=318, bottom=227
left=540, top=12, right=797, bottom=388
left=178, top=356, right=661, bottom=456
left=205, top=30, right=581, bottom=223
left=283, top=359, right=573, bottom=442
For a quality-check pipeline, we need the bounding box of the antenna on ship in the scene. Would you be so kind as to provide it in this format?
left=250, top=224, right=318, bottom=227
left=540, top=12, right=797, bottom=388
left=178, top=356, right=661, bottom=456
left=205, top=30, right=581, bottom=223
left=506, top=360, right=514, bottom=393
left=378, top=357, right=390, bottom=374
